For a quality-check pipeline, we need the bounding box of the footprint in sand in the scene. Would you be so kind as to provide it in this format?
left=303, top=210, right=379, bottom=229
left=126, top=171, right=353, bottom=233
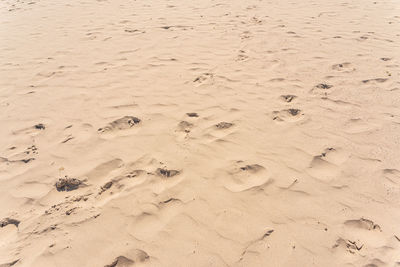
left=0, top=218, right=20, bottom=228
left=236, top=50, right=249, bottom=61
left=333, top=238, right=364, bottom=254
left=310, top=83, right=333, bottom=97
left=186, top=112, right=199, bottom=118
left=280, top=94, right=297, bottom=103
left=193, top=73, right=214, bottom=86
left=332, top=62, right=355, bottom=72
left=12, top=123, right=46, bottom=136
left=104, top=250, right=149, bottom=267
left=342, top=118, right=378, bottom=134
left=219, top=161, right=272, bottom=192
left=240, top=31, right=252, bottom=39
left=307, top=147, right=349, bottom=182
left=202, top=121, right=236, bottom=141
left=177, top=121, right=194, bottom=133
left=155, top=168, right=180, bottom=178
left=344, top=218, right=381, bottom=231
left=98, top=116, right=141, bottom=133
left=272, top=109, right=304, bottom=122
left=362, top=78, right=388, bottom=84
left=215, top=122, right=234, bottom=129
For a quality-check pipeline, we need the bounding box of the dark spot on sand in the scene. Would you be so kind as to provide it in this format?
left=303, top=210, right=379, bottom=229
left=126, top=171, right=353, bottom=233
left=186, top=112, right=199, bottom=117
left=0, top=218, right=20, bottom=228
left=156, top=168, right=180, bottom=178
left=215, top=122, right=234, bottom=129
left=34, top=123, right=45, bottom=130
left=55, top=177, right=83, bottom=191
left=316, top=83, right=333, bottom=89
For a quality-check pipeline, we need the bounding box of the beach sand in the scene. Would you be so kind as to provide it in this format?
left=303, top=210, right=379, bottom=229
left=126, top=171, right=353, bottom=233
left=0, top=0, right=400, bottom=266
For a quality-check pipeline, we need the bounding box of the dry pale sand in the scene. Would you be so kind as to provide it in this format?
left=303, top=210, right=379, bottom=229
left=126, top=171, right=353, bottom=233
left=0, top=0, right=400, bottom=266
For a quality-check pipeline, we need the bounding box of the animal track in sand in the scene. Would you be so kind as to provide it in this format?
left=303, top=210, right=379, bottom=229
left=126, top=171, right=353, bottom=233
left=98, top=116, right=141, bottom=133
left=280, top=94, right=297, bottom=102
left=332, top=62, right=355, bottom=72
left=344, top=218, right=381, bottom=231
left=272, top=109, right=304, bottom=122
left=222, top=161, right=272, bottom=192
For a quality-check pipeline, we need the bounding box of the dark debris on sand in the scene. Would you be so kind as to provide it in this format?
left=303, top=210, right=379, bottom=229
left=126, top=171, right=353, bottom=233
left=55, top=176, right=83, bottom=191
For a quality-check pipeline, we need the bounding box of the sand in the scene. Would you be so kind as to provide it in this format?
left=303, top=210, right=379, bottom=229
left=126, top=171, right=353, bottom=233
left=0, top=0, right=400, bottom=266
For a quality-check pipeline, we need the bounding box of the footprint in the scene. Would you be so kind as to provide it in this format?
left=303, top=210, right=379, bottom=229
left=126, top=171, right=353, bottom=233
left=307, top=148, right=348, bottom=182
left=222, top=162, right=271, bottom=192
left=332, top=62, right=355, bottom=72
left=310, top=83, right=333, bottom=96
left=104, top=256, right=133, bottom=267
left=236, top=50, right=249, bottom=61
left=251, top=16, right=263, bottom=24
left=104, top=250, right=149, bottom=267
left=98, top=116, right=140, bottom=133
left=315, top=83, right=333, bottom=89
left=193, top=73, right=213, bottom=85
left=34, top=123, right=45, bottom=130
left=0, top=218, right=20, bottom=228
left=24, top=145, right=38, bottom=155
left=280, top=95, right=297, bottom=102
left=186, top=112, right=199, bottom=117
left=343, top=118, right=378, bottom=134
left=12, top=123, right=46, bottom=136
left=362, top=78, right=388, bottom=84
left=344, top=218, right=381, bottom=231
left=272, top=109, right=304, bottom=122
left=333, top=238, right=364, bottom=254
left=155, top=168, right=180, bottom=178
left=215, top=122, right=234, bottom=129
left=240, top=31, right=252, bottom=39
left=99, top=181, right=113, bottom=195
left=177, top=121, right=193, bottom=133
left=0, top=260, right=19, bottom=267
